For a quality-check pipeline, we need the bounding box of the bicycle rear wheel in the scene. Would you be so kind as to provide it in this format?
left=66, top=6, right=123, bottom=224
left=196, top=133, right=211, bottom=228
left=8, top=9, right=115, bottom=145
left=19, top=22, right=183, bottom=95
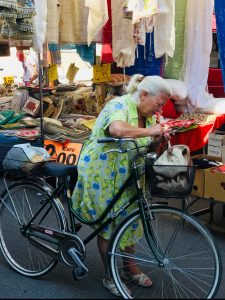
left=0, top=180, right=66, bottom=277
left=109, top=205, right=221, bottom=299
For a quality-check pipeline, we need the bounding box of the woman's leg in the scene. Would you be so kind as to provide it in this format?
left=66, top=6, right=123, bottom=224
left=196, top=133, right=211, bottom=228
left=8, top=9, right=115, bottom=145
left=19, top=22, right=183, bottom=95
left=97, top=235, right=111, bottom=280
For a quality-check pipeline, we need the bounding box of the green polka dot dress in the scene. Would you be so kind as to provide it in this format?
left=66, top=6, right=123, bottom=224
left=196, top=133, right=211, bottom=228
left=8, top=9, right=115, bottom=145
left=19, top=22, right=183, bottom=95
left=72, top=94, right=156, bottom=240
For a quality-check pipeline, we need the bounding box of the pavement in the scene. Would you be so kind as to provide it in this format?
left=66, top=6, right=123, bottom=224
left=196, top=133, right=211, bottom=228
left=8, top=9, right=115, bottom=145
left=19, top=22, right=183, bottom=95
left=0, top=193, right=225, bottom=299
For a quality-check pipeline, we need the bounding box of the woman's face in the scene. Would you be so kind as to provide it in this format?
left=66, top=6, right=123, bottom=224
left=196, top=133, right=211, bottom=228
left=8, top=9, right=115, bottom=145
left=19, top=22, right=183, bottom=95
left=137, top=91, right=169, bottom=117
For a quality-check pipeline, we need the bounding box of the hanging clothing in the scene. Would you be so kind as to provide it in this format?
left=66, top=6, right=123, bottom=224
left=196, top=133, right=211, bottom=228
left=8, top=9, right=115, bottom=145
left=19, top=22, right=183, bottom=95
left=32, top=0, right=47, bottom=53
left=153, top=0, right=175, bottom=59
left=75, top=44, right=96, bottom=65
left=45, top=0, right=61, bottom=44
left=164, top=0, right=187, bottom=80
left=126, top=0, right=159, bottom=24
left=183, top=0, right=214, bottom=111
left=126, top=32, right=163, bottom=77
left=59, top=0, right=89, bottom=44
left=85, top=0, right=108, bottom=46
left=112, top=0, right=136, bottom=68
left=101, top=0, right=113, bottom=64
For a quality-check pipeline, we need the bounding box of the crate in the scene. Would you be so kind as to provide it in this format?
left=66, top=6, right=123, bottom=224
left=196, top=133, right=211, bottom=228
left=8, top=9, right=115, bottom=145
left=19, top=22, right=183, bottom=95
left=145, top=164, right=196, bottom=197
left=205, top=165, right=225, bottom=202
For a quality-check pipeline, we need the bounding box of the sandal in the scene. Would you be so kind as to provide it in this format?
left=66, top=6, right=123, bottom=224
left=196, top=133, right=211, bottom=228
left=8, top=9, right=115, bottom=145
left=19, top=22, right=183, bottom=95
left=102, top=278, right=131, bottom=297
left=121, top=271, right=153, bottom=287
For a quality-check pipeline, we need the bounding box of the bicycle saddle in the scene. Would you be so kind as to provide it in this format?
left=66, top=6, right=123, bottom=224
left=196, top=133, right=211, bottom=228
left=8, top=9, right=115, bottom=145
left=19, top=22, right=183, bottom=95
left=44, top=161, right=78, bottom=178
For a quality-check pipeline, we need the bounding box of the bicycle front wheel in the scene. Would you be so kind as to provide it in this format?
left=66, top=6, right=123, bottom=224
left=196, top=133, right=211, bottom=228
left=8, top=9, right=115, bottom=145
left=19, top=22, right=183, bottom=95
left=109, top=205, right=221, bottom=299
left=0, top=180, right=66, bottom=277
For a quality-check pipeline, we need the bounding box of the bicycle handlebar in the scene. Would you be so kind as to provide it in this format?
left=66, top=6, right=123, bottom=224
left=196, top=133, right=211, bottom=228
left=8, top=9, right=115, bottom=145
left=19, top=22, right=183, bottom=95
left=97, top=137, right=141, bottom=156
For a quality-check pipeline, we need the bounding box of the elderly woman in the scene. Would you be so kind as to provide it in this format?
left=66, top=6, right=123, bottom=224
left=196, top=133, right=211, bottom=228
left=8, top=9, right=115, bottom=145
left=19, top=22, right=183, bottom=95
left=72, top=75, right=172, bottom=296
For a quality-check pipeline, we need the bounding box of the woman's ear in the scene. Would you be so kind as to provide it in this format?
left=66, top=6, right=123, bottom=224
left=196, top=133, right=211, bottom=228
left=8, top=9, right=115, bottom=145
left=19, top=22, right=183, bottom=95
left=139, top=91, right=148, bottom=100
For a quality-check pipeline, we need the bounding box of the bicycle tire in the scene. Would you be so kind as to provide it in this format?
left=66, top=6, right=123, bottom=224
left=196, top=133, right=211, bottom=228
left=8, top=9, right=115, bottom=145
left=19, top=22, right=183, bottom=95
left=0, top=180, right=67, bottom=278
left=109, top=205, right=222, bottom=299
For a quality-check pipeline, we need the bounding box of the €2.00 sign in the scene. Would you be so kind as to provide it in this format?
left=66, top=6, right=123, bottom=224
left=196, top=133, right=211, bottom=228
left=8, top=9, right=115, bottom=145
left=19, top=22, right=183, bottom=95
left=44, top=140, right=82, bottom=165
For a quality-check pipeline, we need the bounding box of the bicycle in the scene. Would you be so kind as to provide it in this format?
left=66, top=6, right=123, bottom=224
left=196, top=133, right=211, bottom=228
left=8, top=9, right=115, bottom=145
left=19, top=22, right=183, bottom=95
left=0, top=138, right=222, bottom=299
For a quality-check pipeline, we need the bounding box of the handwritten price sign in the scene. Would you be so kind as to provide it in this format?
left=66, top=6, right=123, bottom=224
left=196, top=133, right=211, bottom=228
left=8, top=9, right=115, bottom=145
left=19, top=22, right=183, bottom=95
left=3, top=76, right=14, bottom=86
left=93, top=63, right=111, bottom=83
left=66, top=63, right=79, bottom=82
left=44, top=140, right=82, bottom=165
left=48, top=64, right=58, bottom=82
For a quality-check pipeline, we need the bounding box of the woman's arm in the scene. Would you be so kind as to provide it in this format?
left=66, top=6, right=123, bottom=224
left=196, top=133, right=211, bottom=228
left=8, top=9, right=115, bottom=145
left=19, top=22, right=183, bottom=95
left=108, top=120, right=171, bottom=139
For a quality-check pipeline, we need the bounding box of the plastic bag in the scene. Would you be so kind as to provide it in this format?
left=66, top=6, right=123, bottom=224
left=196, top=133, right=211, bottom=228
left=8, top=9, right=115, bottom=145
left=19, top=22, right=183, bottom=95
left=2, top=143, right=50, bottom=174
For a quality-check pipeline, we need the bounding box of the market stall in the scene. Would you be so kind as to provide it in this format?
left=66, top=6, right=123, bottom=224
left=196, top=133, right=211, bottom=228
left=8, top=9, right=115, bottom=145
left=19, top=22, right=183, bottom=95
left=0, top=0, right=224, bottom=166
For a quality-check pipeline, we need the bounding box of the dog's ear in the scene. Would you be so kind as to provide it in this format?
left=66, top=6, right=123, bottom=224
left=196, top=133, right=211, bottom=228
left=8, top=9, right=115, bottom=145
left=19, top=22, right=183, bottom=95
left=182, top=148, right=187, bottom=155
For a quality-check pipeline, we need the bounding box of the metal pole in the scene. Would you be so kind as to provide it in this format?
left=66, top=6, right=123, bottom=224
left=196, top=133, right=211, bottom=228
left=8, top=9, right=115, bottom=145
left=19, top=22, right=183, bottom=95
left=38, top=52, right=44, bottom=146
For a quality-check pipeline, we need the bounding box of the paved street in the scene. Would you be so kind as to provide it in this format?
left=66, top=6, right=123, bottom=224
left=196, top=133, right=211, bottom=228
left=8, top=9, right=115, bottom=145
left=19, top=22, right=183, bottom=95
left=0, top=196, right=225, bottom=299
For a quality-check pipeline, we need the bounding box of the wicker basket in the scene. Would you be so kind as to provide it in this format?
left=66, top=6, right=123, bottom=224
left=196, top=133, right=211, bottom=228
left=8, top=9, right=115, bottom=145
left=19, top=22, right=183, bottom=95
left=145, top=164, right=196, bottom=197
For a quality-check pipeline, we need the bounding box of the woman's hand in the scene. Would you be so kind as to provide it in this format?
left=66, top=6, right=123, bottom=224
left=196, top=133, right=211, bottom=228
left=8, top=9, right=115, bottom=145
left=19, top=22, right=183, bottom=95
left=150, top=123, right=172, bottom=136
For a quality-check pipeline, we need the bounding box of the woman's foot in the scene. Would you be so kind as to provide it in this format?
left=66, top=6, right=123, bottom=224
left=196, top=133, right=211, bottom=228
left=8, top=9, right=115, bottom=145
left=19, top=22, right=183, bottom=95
left=121, top=270, right=152, bottom=287
left=102, top=278, right=131, bottom=297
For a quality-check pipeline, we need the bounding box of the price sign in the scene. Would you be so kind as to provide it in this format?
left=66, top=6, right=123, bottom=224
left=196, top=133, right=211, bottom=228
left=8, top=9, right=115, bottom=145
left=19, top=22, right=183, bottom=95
left=48, top=64, right=58, bottom=82
left=3, top=76, right=14, bottom=86
left=44, top=140, right=83, bottom=165
left=66, top=63, right=79, bottom=82
left=93, top=63, right=111, bottom=83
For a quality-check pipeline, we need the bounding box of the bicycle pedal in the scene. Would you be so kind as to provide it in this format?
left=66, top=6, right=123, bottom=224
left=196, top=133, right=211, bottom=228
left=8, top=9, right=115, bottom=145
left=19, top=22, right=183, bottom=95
left=75, top=223, right=82, bottom=233
left=72, top=267, right=88, bottom=281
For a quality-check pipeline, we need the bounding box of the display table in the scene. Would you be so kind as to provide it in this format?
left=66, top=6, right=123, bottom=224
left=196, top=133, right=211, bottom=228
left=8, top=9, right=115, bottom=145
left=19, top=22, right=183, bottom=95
left=170, top=114, right=225, bottom=153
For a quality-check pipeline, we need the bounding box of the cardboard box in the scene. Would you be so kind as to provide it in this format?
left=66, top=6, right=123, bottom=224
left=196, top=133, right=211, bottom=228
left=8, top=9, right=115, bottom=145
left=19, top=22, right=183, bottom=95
left=208, top=130, right=225, bottom=147
left=191, top=155, right=222, bottom=197
left=208, top=145, right=222, bottom=158
left=205, top=166, right=225, bottom=202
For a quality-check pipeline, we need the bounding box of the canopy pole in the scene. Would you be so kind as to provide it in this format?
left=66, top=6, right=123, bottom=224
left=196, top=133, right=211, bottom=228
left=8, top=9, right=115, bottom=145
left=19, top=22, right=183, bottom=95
left=38, top=52, right=44, bottom=146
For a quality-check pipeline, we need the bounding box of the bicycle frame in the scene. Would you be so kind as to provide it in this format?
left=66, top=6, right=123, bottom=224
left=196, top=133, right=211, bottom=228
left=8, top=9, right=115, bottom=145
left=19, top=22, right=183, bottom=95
left=20, top=142, right=165, bottom=265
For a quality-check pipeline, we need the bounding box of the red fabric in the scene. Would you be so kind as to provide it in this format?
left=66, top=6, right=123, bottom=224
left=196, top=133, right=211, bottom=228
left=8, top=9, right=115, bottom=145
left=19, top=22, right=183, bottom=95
left=102, top=0, right=112, bottom=44
left=161, top=99, right=180, bottom=119
left=170, top=114, right=225, bottom=152
left=101, top=0, right=114, bottom=63
left=101, top=43, right=113, bottom=63
left=16, top=50, right=25, bottom=62
left=212, top=13, right=216, bottom=33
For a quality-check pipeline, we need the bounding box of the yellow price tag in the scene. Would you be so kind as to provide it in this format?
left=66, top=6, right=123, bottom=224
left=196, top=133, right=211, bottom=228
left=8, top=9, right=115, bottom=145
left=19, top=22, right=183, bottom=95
left=48, top=64, right=58, bottom=82
left=66, top=63, right=79, bottom=82
left=3, top=76, right=14, bottom=86
left=93, top=64, right=111, bottom=84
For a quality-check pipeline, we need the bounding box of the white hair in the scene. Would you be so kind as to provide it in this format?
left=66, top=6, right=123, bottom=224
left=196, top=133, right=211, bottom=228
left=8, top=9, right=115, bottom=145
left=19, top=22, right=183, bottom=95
left=126, top=75, right=172, bottom=104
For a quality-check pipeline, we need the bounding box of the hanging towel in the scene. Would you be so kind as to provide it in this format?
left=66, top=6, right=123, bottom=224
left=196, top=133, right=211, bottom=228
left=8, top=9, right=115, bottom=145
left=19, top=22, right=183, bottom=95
left=153, top=0, right=175, bottom=59
left=85, top=0, right=108, bottom=46
left=59, top=0, right=88, bottom=44
left=33, top=0, right=47, bottom=53
left=164, top=0, right=187, bottom=80
left=183, top=0, right=214, bottom=111
left=112, top=0, right=136, bottom=68
left=45, top=0, right=61, bottom=44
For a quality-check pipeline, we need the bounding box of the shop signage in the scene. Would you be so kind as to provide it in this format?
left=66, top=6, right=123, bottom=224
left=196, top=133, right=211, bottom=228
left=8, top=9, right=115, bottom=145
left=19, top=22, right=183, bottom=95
left=93, top=63, right=111, bottom=83
left=44, top=140, right=82, bottom=165
left=3, top=76, right=14, bottom=86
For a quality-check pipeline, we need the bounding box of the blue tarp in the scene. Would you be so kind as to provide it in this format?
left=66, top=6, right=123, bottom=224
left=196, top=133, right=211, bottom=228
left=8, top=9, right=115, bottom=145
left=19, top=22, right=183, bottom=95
left=214, top=0, right=225, bottom=90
